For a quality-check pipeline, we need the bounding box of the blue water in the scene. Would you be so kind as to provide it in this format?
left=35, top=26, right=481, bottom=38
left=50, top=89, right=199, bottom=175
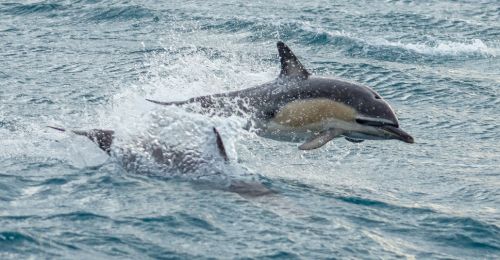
left=1, top=0, right=499, bottom=259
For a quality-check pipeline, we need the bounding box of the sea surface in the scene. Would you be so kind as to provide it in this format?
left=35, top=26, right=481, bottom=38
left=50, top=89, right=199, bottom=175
left=1, top=0, right=499, bottom=259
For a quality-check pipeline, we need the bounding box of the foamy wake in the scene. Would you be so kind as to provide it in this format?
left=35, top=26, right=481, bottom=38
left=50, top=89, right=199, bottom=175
left=306, top=23, right=497, bottom=57
left=375, top=38, right=497, bottom=57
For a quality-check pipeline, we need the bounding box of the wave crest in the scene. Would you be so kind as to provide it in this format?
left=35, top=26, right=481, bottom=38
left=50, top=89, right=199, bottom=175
left=376, top=38, right=497, bottom=57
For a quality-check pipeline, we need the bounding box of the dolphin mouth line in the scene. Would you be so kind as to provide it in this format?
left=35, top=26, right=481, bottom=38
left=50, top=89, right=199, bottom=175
left=379, top=125, right=414, bottom=143
left=355, top=118, right=414, bottom=144
left=356, top=118, right=397, bottom=127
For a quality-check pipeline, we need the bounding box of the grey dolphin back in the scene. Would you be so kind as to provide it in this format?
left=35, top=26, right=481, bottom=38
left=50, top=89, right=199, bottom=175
left=146, top=41, right=309, bottom=106
left=277, top=41, right=310, bottom=79
left=48, top=126, right=115, bottom=154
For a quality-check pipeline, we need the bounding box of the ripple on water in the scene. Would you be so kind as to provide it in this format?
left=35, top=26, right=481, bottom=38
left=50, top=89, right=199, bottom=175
left=1, top=3, right=64, bottom=15
left=421, top=216, right=500, bottom=251
left=86, top=6, right=155, bottom=22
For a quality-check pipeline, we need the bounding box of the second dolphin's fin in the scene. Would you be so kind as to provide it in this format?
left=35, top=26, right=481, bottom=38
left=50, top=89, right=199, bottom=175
left=277, top=41, right=310, bottom=79
left=48, top=126, right=115, bottom=155
left=299, top=129, right=343, bottom=150
left=213, top=127, right=228, bottom=162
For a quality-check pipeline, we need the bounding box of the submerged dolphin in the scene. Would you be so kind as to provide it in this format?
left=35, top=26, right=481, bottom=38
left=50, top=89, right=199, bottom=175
left=48, top=126, right=273, bottom=197
left=147, top=41, right=414, bottom=150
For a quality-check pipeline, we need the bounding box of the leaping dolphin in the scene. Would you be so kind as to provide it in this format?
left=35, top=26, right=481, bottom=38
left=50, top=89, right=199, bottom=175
left=147, top=41, right=414, bottom=150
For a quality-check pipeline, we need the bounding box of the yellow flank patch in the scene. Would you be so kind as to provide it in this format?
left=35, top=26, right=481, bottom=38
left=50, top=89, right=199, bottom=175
left=273, top=98, right=357, bottom=127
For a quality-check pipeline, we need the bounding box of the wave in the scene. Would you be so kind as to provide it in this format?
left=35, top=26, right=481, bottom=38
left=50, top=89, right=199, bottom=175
left=374, top=38, right=497, bottom=57
left=45, top=211, right=111, bottom=221
left=1, top=3, right=64, bottom=15
left=0, top=231, right=37, bottom=245
left=183, top=15, right=499, bottom=60
left=421, top=215, right=500, bottom=251
left=87, top=6, right=155, bottom=22
left=309, top=28, right=498, bottom=59
left=324, top=192, right=500, bottom=254
left=216, top=19, right=499, bottom=61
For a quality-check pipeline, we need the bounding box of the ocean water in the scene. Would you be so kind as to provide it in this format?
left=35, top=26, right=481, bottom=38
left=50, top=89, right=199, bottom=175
left=1, top=0, right=499, bottom=259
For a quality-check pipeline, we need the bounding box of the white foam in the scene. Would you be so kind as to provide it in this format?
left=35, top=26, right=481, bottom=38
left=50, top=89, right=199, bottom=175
left=302, top=23, right=498, bottom=57
left=375, top=38, right=497, bottom=57
left=104, top=34, right=274, bottom=135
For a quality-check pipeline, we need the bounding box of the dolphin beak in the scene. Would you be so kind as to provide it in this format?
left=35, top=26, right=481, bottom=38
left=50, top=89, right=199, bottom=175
left=380, top=125, right=414, bottom=143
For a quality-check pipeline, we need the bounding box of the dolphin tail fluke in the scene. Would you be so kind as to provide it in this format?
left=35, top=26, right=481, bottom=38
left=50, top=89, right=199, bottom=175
left=213, top=127, right=228, bottom=161
left=48, top=126, right=115, bottom=155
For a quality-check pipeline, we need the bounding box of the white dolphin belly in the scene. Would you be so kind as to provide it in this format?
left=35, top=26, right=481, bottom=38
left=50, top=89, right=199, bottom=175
left=256, top=98, right=383, bottom=142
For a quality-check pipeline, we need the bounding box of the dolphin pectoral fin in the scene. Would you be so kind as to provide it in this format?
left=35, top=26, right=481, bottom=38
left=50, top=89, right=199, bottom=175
left=299, top=129, right=343, bottom=150
left=345, top=137, right=364, bottom=143
left=277, top=41, right=310, bottom=79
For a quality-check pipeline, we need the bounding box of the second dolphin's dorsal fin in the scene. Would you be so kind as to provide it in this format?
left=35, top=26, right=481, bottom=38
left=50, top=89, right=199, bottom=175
left=277, top=41, right=310, bottom=79
left=213, top=128, right=228, bottom=161
left=48, top=126, right=115, bottom=155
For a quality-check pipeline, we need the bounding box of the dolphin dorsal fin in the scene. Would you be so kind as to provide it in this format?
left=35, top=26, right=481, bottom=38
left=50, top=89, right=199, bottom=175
left=277, top=41, right=310, bottom=79
left=48, top=126, right=114, bottom=155
left=213, top=128, right=228, bottom=161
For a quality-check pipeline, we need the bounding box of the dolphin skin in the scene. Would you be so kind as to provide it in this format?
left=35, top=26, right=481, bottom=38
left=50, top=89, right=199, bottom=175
left=48, top=126, right=273, bottom=197
left=147, top=42, right=414, bottom=150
